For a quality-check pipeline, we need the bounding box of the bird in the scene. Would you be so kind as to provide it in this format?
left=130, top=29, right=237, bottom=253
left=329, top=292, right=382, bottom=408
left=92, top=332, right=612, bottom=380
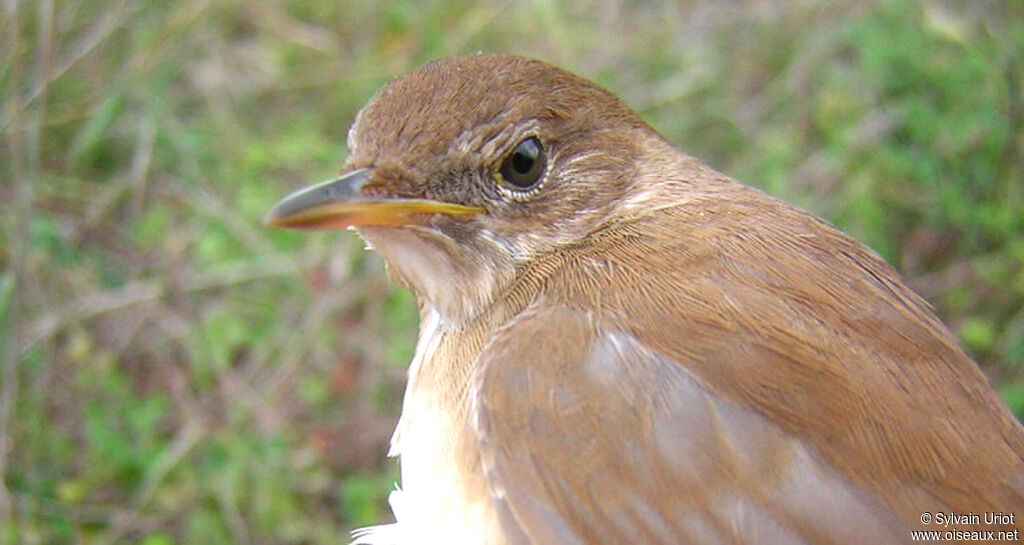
left=266, top=54, right=1024, bottom=544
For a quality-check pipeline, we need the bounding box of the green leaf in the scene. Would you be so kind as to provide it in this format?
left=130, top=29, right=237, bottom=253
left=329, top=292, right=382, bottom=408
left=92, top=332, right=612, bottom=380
left=69, top=90, right=125, bottom=169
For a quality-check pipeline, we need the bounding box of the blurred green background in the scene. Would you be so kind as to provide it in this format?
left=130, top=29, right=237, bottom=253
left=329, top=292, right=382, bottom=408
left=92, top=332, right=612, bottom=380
left=1, top=0, right=1023, bottom=543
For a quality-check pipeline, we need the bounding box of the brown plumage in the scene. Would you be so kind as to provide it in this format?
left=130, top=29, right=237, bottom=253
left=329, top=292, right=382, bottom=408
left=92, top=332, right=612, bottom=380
left=268, top=54, right=1024, bottom=544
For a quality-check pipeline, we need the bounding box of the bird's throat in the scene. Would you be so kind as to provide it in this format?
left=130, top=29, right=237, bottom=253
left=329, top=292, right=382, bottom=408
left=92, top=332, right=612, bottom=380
left=356, top=226, right=516, bottom=326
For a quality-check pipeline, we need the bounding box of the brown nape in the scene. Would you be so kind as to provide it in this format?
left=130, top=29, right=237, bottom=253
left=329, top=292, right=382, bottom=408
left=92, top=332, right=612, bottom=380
left=270, top=53, right=1024, bottom=545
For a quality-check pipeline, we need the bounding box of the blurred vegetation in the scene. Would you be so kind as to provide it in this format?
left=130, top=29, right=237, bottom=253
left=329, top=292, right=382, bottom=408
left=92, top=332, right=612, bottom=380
left=1, top=0, right=1022, bottom=543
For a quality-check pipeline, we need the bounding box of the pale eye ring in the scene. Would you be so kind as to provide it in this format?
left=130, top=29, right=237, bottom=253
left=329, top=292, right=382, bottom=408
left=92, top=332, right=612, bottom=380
left=498, top=137, right=546, bottom=190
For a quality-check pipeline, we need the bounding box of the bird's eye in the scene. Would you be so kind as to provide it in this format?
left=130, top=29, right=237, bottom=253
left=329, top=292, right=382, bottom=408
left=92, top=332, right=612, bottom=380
left=499, top=137, right=546, bottom=190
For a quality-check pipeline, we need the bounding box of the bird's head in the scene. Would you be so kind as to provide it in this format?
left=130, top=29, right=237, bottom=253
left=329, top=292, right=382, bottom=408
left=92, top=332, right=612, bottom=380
left=267, top=54, right=665, bottom=323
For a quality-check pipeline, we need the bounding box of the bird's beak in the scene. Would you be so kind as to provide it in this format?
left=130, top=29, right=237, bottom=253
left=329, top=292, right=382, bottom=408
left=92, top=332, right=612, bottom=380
left=265, top=168, right=486, bottom=230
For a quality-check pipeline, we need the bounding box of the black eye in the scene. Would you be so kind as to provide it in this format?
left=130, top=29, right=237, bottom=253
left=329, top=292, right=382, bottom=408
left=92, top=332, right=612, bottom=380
left=499, top=137, right=546, bottom=190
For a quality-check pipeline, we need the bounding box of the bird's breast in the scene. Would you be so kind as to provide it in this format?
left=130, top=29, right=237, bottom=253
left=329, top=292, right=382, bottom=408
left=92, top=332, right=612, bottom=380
left=365, top=308, right=505, bottom=545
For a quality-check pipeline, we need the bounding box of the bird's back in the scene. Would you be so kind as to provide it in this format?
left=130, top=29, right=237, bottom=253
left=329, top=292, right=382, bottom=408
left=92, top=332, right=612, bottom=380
left=520, top=164, right=1024, bottom=532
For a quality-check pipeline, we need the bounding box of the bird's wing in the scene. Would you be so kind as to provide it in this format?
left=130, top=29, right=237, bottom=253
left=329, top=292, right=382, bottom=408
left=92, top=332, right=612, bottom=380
left=470, top=304, right=908, bottom=545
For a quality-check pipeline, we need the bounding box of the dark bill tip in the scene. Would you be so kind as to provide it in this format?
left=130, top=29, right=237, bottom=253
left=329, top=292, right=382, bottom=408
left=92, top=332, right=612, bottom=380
left=265, top=168, right=485, bottom=230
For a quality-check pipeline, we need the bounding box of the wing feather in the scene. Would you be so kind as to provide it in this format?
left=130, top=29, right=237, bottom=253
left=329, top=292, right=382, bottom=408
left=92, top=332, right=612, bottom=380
left=471, top=305, right=906, bottom=545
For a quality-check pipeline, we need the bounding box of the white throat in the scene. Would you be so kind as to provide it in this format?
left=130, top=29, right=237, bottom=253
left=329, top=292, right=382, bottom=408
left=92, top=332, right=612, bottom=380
left=356, top=226, right=512, bottom=326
